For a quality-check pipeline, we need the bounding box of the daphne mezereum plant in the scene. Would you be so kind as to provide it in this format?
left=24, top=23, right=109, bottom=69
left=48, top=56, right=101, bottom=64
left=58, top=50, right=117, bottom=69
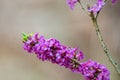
left=22, top=0, right=119, bottom=80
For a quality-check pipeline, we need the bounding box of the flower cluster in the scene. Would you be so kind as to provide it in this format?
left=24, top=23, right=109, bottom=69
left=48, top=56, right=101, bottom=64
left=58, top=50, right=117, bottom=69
left=67, top=0, right=117, bottom=14
left=80, top=60, right=110, bottom=80
left=66, top=0, right=79, bottom=10
left=112, top=0, right=117, bottom=3
left=22, top=33, right=110, bottom=80
left=22, top=33, right=84, bottom=72
left=88, top=0, right=105, bottom=14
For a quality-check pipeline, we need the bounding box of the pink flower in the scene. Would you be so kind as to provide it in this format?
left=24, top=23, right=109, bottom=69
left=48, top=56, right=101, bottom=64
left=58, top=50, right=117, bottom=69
left=66, top=0, right=79, bottom=10
left=112, top=0, right=117, bottom=3
left=22, top=33, right=84, bottom=72
left=80, top=60, right=110, bottom=80
left=88, top=0, right=105, bottom=14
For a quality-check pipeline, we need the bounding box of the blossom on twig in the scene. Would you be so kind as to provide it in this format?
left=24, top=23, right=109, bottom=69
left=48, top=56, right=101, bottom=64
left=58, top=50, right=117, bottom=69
left=88, top=0, right=105, bottom=14
left=22, top=33, right=110, bottom=80
left=80, top=59, right=110, bottom=80
left=66, top=0, right=79, bottom=10
left=22, top=33, right=84, bottom=72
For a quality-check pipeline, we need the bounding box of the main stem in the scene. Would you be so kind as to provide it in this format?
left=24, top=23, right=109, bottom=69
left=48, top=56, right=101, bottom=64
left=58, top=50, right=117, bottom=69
left=92, top=17, right=120, bottom=75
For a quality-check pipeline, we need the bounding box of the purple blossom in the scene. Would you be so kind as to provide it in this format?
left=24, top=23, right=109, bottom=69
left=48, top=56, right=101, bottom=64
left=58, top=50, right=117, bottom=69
left=22, top=33, right=110, bottom=79
left=66, top=0, right=79, bottom=10
left=23, top=33, right=39, bottom=53
left=22, top=33, right=84, bottom=72
left=88, top=0, right=105, bottom=14
left=112, top=0, right=117, bottom=3
left=80, top=59, right=110, bottom=80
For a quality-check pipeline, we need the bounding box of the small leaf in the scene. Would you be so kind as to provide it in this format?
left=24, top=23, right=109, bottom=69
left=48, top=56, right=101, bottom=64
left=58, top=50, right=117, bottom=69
left=22, top=32, right=28, bottom=42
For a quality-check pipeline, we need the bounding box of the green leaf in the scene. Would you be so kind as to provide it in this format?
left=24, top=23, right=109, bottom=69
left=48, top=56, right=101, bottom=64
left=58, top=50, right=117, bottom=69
left=22, top=32, right=28, bottom=42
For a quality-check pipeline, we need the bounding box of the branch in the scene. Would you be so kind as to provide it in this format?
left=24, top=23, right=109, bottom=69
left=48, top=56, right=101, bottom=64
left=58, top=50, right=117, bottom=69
left=78, top=0, right=90, bottom=16
left=91, top=17, right=120, bottom=75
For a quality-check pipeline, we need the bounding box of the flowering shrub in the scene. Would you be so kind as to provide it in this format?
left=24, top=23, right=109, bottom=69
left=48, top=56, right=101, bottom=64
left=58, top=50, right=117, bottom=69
left=22, top=0, right=120, bottom=80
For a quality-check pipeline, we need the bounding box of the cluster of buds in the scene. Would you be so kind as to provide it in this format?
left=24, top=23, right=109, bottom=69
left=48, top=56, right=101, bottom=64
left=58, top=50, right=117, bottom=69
left=22, top=33, right=110, bottom=80
left=67, top=0, right=117, bottom=14
left=22, top=33, right=84, bottom=72
left=80, top=60, right=110, bottom=80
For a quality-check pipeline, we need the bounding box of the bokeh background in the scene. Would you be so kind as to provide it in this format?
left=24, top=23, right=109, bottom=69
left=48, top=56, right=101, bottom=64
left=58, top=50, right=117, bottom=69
left=0, top=0, right=120, bottom=80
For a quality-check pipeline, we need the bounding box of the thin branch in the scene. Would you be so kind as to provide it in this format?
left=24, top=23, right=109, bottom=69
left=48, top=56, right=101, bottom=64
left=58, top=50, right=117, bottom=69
left=77, top=0, right=120, bottom=74
left=105, top=0, right=108, bottom=2
left=91, top=17, right=120, bottom=75
left=78, top=0, right=90, bottom=16
left=72, top=58, right=81, bottom=64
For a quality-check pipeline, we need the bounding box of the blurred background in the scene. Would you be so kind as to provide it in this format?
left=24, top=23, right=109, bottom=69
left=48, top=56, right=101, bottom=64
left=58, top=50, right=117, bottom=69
left=0, top=0, right=120, bottom=80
